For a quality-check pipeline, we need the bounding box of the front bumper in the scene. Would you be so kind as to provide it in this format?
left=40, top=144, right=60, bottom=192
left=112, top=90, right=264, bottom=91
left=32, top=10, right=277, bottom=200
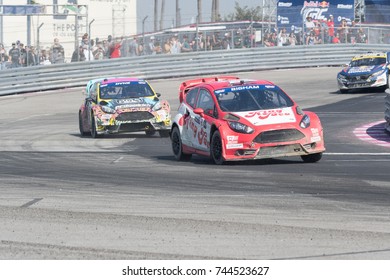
left=222, top=127, right=325, bottom=161
left=337, top=73, right=388, bottom=90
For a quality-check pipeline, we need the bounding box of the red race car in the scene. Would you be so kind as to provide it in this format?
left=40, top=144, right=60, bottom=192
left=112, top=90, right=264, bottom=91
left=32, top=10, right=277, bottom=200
left=170, top=77, right=325, bottom=164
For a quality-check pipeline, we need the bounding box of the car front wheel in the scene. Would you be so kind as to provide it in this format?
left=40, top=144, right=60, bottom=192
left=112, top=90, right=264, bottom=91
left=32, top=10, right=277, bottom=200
left=211, top=130, right=225, bottom=165
left=91, top=114, right=99, bottom=138
left=171, top=126, right=191, bottom=161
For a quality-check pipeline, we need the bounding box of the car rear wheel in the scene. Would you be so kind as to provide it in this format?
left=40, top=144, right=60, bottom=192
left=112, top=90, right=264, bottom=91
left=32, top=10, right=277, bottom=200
left=301, top=152, right=322, bottom=163
left=79, top=112, right=90, bottom=136
left=171, top=126, right=191, bottom=161
left=211, top=130, right=225, bottom=165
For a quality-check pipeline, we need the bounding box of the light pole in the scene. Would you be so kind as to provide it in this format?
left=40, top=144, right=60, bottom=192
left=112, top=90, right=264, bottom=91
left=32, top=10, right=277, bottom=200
left=37, top=22, right=44, bottom=59
left=142, top=15, right=148, bottom=42
left=88, top=19, right=95, bottom=60
left=0, top=0, right=3, bottom=44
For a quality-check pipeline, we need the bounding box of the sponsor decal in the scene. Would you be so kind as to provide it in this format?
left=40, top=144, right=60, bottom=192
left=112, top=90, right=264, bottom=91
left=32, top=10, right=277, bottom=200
left=348, top=66, right=375, bottom=74
left=311, top=136, right=321, bottom=142
left=226, top=143, right=244, bottom=149
left=227, top=135, right=239, bottom=143
left=278, top=15, right=290, bottom=24
left=238, top=108, right=296, bottom=125
left=337, top=4, right=353, bottom=9
left=278, top=2, right=293, bottom=7
left=231, top=85, right=260, bottom=91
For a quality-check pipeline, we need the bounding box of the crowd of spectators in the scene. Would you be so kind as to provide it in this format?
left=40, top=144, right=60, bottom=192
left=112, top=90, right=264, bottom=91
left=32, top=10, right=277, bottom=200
left=0, top=20, right=373, bottom=70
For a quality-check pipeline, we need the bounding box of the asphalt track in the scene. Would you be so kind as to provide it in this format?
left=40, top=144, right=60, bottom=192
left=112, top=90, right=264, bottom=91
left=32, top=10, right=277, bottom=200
left=0, top=67, right=389, bottom=260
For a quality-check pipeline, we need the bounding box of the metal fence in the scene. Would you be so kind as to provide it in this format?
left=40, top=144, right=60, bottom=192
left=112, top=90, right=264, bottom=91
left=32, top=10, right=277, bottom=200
left=1, top=43, right=390, bottom=97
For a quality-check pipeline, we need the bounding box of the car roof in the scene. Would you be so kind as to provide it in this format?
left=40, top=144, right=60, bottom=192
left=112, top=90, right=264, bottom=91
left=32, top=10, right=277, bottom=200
left=99, top=77, right=145, bottom=85
left=205, top=79, right=277, bottom=90
left=352, top=52, right=388, bottom=60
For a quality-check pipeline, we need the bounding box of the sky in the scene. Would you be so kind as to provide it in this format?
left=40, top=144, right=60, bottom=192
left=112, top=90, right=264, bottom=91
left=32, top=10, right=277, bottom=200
left=137, top=0, right=267, bottom=33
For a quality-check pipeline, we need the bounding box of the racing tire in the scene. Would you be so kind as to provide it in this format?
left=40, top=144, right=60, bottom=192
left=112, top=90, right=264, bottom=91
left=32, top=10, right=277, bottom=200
left=79, top=112, right=90, bottom=137
left=210, top=130, right=225, bottom=165
left=301, top=152, right=322, bottom=163
left=158, top=130, right=170, bottom=138
left=90, top=115, right=100, bottom=138
left=171, top=126, right=192, bottom=161
left=145, top=130, right=156, bottom=136
left=339, top=89, right=348, bottom=94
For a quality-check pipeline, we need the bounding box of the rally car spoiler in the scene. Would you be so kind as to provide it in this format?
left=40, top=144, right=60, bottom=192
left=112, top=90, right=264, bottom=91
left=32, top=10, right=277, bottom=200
left=178, top=76, right=240, bottom=102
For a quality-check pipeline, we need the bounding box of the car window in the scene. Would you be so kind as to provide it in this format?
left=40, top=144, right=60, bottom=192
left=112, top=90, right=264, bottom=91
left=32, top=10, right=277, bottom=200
left=350, top=57, right=386, bottom=67
left=215, top=85, right=294, bottom=112
left=99, top=82, right=154, bottom=99
left=185, top=88, right=199, bottom=108
left=197, top=89, right=215, bottom=116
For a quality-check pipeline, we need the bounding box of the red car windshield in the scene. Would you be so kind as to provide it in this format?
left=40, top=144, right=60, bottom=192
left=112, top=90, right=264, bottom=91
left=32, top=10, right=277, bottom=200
left=215, top=85, right=294, bottom=112
left=99, top=81, right=154, bottom=99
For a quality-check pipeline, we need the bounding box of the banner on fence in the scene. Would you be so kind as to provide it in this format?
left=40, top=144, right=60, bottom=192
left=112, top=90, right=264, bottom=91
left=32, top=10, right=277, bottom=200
left=277, top=0, right=354, bottom=33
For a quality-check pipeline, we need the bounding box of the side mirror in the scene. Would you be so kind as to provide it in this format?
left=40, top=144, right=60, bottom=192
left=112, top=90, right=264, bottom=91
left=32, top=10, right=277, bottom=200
left=156, top=93, right=161, bottom=97
left=193, top=108, right=204, bottom=116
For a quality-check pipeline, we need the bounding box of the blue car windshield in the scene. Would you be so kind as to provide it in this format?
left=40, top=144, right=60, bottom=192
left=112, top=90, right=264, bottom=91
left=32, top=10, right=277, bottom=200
left=350, top=57, right=386, bottom=67
left=99, top=81, right=154, bottom=99
left=215, top=85, right=294, bottom=112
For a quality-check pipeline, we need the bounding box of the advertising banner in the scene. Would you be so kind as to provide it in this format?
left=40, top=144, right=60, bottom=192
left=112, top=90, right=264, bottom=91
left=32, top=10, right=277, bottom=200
left=365, top=0, right=390, bottom=23
left=277, top=0, right=354, bottom=33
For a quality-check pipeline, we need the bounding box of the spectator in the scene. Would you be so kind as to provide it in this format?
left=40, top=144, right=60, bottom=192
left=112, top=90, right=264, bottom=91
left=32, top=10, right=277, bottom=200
left=1, top=43, right=9, bottom=69
left=337, top=19, right=349, bottom=43
left=332, top=32, right=341, bottom=44
left=163, top=38, right=171, bottom=54
left=357, top=28, right=368, bottom=43
left=212, top=32, right=223, bottom=50
left=305, top=16, right=315, bottom=34
left=110, top=39, right=122, bottom=58
left=327, top=15, right=335, bottom=43
left=170, top=35, right=181, bottom=54
left=71, top=46, right=86, bottom=62
left=181, top=35, right=192, bottom=53
left=306, top=32, right=315, bottom=45
left=128, top=36, right=139, bottom=56
left=277, top=28, right=288, bottom=46
left=288, top=32, right=297, bottom=46
left=23, top=46, right=37, bottom=67
left=8, top=42, right=21, bottom=68
left=49, top=38, right=65, bottom=64
left=146, top=36, right=156, bottom=55
left=93, top=42, right=105, bottom=60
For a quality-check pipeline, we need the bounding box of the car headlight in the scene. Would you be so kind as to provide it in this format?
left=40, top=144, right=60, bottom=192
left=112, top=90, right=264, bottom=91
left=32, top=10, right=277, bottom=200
left=152, top=101, right=162, bottom=111
left=369, top=70, right=386, bottom=78
left=300, top=114, right=310, bottom=129
left=101, top=106, right=116, bottom=114
left=228, top=121, right=254, bottom=134
left=337, top=73, right=347, bottom=82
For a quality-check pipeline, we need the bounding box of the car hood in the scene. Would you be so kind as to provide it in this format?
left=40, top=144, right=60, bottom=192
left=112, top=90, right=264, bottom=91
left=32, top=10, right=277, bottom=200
left=233, top=107, right=297, bottom=126
left=102, top=98, right=156, bottom=110
left=341, top=64, right=385, bottom=76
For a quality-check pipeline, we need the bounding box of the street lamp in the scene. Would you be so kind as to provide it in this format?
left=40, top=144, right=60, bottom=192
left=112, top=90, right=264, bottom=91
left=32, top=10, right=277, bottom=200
left=142, top=15, right=148, bottom=42
left=88, top=19, right=95, bottom=60
left=37, top=22, right=44, bottom=54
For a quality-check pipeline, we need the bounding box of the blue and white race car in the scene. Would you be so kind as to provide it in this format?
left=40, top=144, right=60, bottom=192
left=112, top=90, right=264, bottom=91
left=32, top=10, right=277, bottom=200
left=337, top=52, right=390, bottom=93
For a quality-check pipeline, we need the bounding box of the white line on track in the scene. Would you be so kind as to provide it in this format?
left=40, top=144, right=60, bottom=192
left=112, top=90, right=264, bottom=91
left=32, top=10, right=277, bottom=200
left=111, top=156, right=124, bottom=163
left=325, top=152, right=390, bottom=156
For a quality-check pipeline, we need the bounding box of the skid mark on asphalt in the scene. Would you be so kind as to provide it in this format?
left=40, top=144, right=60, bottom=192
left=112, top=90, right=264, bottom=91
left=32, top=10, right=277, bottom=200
left=353, top=121, right=390, bottom=148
